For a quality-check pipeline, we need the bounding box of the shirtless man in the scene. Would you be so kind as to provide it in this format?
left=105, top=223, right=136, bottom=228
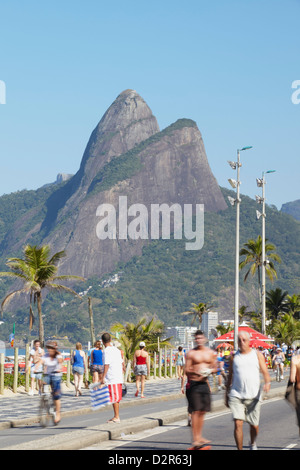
left=184, top=330, right=217, bottom=447
left=289, top=354, right=300, bottom=433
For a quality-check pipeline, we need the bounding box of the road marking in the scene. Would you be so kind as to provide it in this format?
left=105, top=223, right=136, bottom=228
left=82, top=419, right=188, bottom=450
left=282, top=443, right=298, bottom=450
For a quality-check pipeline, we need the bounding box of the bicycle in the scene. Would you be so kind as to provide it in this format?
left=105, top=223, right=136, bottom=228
left=275, top=363, right=283, bottom=382
left=39, top=376, right=56, bottom=427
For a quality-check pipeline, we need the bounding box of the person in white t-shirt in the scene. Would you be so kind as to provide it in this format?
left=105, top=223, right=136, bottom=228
left=35, top=341, right=63, bottom=425
left=225, top=331, right=271, bottom=450
left=27, top=339, right=44, bottom=396
left=101, top=333, right=124, bottom=423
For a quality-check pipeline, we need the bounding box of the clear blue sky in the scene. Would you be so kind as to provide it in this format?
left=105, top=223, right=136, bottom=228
left=0, top=0, right=299, bottom=209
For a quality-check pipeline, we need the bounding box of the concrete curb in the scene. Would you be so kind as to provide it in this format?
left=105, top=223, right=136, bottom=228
left=2, top=385, right=287, bottom=450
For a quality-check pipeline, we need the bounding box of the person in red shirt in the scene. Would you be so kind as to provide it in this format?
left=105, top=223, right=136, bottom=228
left=133, top=342, right=150, bottom=398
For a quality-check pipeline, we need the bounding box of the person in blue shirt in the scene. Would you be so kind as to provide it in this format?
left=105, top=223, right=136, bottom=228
left=90, top=340, right=104, bottom=384
left=72, top=342, right=87, bottom=397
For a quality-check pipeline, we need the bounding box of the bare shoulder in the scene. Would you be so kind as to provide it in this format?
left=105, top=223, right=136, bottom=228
left=292, top=355, right=300, bottom=365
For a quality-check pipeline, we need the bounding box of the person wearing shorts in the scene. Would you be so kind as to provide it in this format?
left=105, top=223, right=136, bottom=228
left=101, top=333, right=124, bottom=423
left=35, top=341, right=63, bottom=425
left=185, top=330, right=217, bottom=447
left=225, top=331, right=271, bottom=450
left=175, top=346, right=185, bottom=380
left=133, top=342, right=149, bottom=398
left=72, top=342, right=87, bottom=396
left=27, top=340, right=44, bottom=396
left=90, top=340, right=104, bottom=384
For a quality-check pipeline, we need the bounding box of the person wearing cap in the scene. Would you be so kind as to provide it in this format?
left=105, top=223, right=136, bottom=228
left=272, top=347, right=285, bottom=380
left=133, top=341, right=150, bottom=398
left=34, top=341, right=63, bottom=425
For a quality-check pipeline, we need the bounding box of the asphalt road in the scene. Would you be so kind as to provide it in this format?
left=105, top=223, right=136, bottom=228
left=0, top=377, right=291, bottom=450
left=0, top=396, right=185, bottom=449
left=84, top=397, right=300, bottom=451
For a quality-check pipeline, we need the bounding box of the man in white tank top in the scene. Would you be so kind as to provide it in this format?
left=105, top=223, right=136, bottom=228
left=225, top=331, right=271, bottom=450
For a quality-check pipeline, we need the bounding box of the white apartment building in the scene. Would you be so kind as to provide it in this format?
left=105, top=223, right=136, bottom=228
left=201, top=311, right=219, bottom=344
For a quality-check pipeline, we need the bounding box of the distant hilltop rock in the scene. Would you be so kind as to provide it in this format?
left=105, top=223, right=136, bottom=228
left=38, top=89, right=227, bottom=278
left=281, top=199, right=300, bottom=221
left=0, top=89, right=227, bottom=279
left=42, top=173, right=73, bottom=188
left=56, top=173, right=73, bottom=184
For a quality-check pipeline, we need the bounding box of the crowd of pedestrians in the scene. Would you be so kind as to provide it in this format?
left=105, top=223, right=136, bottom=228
left=181, top=330, right=300, bottom=450
left=26, top=330, right=300, bottom=449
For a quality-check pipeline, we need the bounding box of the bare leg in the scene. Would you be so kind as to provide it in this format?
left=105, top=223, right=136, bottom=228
left=74, top=372, right=79, bottom=395
left=234, top=419, right=244, bottom=450
left=141, top=375, right=145, bottom=397
left=191, top=411, right=210, bottom=445
left=135, top=376, right=140, bottom=396
left=54, top=399, right=61, bottom=424
left=250, top=424, right=259, bottom=445
left=78, top=373, right=83, bottom=395
left=113, top=402, right=120, bottom=420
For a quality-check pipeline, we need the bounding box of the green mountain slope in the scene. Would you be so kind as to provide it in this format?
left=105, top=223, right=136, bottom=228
left=2, top=187, right=297, bottom=344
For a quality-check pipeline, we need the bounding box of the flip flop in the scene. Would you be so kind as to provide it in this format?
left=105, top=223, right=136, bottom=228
left=107, top=418, right=121, bottom=423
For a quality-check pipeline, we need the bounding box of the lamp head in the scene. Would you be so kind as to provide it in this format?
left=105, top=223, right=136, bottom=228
left=227, top=160, right=237, bottom=170
left=228, top=178, right=237, bottom=189
left=227, top=196, right=236, bottom=206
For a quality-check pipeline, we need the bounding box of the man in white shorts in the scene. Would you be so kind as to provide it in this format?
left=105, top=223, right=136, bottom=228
left=225, top=331, right=271, bottom=450
left=101, top=333, right=124, bottom=423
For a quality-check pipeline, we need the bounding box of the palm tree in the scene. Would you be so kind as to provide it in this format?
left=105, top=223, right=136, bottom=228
left=0, top=244, right=84, bottom=345
left=239, top=236, right=281, bottom=297
left=286, top=294, right=300, bottom=319
left=181, top=302, right=213, bottom=329
left=111, top=317, right=171, bottom=362
left=238, top=305, right=256, bottom=323
left=271, top=313, right=300, bottom=346
left=216, top=324, right=233, bottom=336
left=266, top=288, right=289, bottom=321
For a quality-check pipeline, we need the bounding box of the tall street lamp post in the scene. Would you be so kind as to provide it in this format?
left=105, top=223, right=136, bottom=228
left=256, top=170, right=276, bottom=335
left=227, top=146, right=253, bottom=351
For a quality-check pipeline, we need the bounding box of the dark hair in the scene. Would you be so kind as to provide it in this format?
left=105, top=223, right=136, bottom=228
left=194, top=330, right=204, bottom=337
left=101, top=333, right=111, bottom=344
left=178, top=346, right=183, bottom=351
left=33, top=339, right=40, bottom=345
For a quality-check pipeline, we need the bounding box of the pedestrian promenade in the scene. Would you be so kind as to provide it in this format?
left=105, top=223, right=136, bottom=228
left=0, top=377, right=183, bottom=425
left=0, top=373, right=287, bottom=427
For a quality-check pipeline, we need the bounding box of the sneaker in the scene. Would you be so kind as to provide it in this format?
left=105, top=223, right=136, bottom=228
left=28, top=390, right=34, bottom=396
left=250, top=442, right=258, bottom=450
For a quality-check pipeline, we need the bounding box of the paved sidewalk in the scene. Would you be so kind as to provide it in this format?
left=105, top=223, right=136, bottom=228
left=0, top=377, right=183, bottom=425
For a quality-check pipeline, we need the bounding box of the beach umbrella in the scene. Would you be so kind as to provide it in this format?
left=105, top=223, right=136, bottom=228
left=216, top=342, right=233, bottom=349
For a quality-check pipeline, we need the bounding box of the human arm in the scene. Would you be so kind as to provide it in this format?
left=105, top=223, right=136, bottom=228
left=133, top=350, right=137, bottom=368
left=289, top=356, right=297, bottom=384
left=257, top=351, right=271, bottom=393
left=210, top=352, right=218, bottom=375
left=184, top=351, right=193, bottom=378
left=101, top=364, right=109, bottom=384
left=181, top=371, right=187, bottom=394
left=225, top=356, right=234, bottom=407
